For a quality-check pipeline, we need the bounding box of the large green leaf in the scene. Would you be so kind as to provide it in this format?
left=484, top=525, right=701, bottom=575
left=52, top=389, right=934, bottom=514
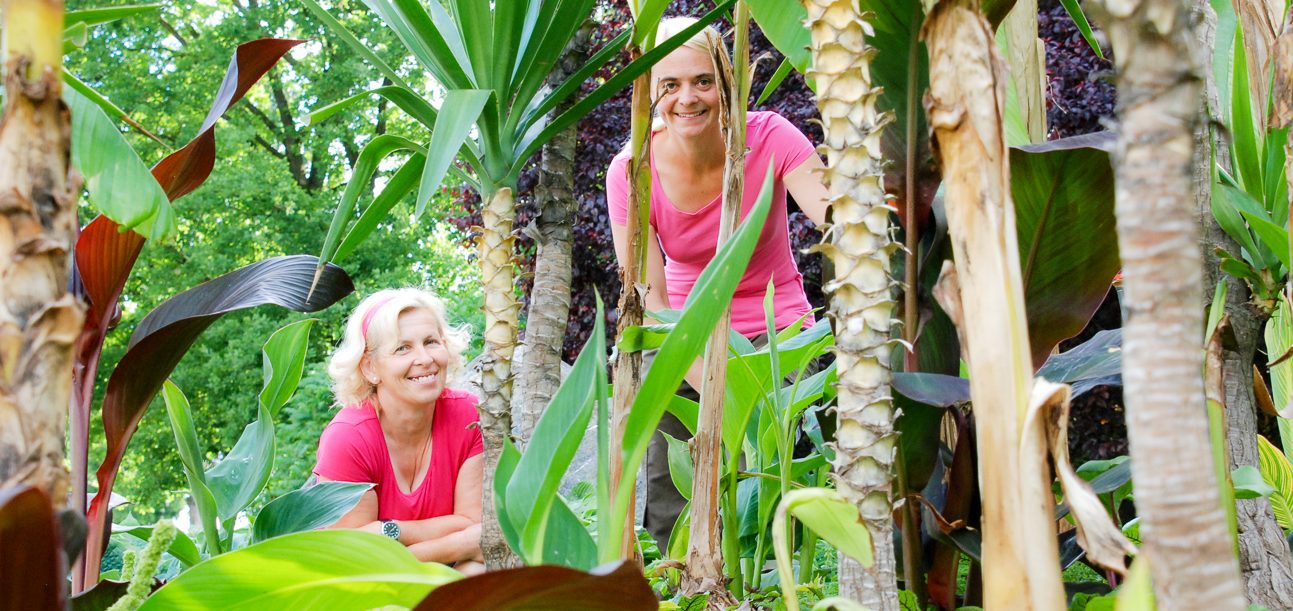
left=1264, top=300, right=1293, bottom=453
left=773, top=488, right=873, bottom=611
left=611, top=165, right=778, bottom=536
left=1011, top=133, right=1119, bottom=368
left=663, top=432, right=694, bottom=502
left=259, top=319, right=315, bottom=417
left=630, top=0, right=672, bottom=46
left=1213, top=178, right=1273, bottom=270
left=505, top=296, right=606, bottom=565
left=115, top=523, right=203, bottom=568
left=206, top=406, right=275, bottom=521
left=138, top=530, right=460, bottom=610
left=415, top=89, right=490, bottom=217
left=161, top=380, right=222, bottom=554
left=746, top=0, right=811, bottom=77
left=250, top=482, right=373, bottom=543
left=65, top=86, right=173, bottom=241
left=1258, top=435, right=1293, bottom=531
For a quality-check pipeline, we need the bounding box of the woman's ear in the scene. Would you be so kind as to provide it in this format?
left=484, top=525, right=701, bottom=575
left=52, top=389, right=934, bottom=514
left=359, top=355, right=378, bottom=385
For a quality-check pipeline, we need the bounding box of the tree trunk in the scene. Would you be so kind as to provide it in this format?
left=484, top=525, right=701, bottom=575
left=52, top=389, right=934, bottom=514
left=0, top=0, right=83, bottom=507
left=682, top=8, right=747, bottom=605
left=803, top=1, right=899, bottom=609
left=1191, top=1, right=1293, bottom=606
left=923, top=1, right=1064, bottom=608
left=1090, top=0, right=1247, bottom=606
left=516, top=23, right=591, bottom=443
left=477, top=186, right=521, bottom=569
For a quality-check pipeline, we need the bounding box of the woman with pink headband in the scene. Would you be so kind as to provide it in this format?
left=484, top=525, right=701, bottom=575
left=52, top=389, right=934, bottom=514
left=312, top=288, right=485, bottom=574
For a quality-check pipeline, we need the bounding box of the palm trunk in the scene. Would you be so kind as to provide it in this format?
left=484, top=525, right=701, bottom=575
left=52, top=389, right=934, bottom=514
left=0, top=0, right=83, bottom=506
left=923, top=1, right=1064, bottom=608
left=517, top=23, right=591, bottom=443
left=682, top=6, right=746, bottom=604
left=477, top=185, right=521, bottom=569
left=609, top=51, right=652, bottom=561
left=1090, top=0, right=1247, bottom=606
left=802, top=1, right=899, bottom=608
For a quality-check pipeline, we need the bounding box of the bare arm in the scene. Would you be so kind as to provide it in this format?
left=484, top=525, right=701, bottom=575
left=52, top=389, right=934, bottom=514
left=784, top=154, right=831, bottom=226
left=319, top=460, right=480, bottom=547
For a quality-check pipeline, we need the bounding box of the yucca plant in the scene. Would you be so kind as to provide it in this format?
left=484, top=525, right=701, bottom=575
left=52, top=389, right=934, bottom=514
left=801, top=1, right=899, bottom=608
left=303, top=0, right=735, bottom=566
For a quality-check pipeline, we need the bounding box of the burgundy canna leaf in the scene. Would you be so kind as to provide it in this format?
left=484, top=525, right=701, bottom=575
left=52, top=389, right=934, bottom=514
left=413, top=561, right=657, bottom=611
left=80, top=256, right=353, bottom=585
left=0, top=486, right=64, bottom=610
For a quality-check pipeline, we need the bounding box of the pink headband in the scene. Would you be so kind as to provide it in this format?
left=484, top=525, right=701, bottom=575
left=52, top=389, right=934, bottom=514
left=360, top=296, right=398, bottom=340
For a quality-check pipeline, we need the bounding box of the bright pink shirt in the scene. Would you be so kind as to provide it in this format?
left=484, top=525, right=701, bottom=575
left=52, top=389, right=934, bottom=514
left=312, top=388, right=483, bottom=521
left=606, top=111, right=817, bottom=337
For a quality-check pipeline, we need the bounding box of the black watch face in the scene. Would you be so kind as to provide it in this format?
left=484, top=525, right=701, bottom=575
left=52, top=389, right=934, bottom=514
left=382, top=520, right=400, bottom=539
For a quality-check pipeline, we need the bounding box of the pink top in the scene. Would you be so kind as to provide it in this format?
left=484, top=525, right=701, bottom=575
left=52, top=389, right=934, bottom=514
left=606, top=111, right=817, bottom=337
left=312, top=388, right=484, bottom=520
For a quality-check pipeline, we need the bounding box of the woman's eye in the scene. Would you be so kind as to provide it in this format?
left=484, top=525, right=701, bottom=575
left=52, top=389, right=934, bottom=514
left=394, top=345, right=409, bottom=354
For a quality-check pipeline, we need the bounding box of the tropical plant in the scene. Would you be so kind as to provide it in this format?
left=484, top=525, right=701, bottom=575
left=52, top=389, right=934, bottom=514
left=302, top=0, right=735, bottom=566
left=801, top=1, right=899, bottom=608
left=1088, top=0, right=1248, bottom=606
left=0, top=0, right=81, bottom=509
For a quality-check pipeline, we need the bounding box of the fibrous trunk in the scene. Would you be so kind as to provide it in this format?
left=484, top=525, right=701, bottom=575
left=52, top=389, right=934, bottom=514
left=1091, top=0, right=1247, bottom=606
left=802, top=1, right=899, bottom=608
left=682, top=6, right=746, bottom=604
left=477, top=186, right=521, bottom=569
left=0, top=0, right=83, bottom=507
left=517, top=23, right=591, bottom=443
left=922, top=1, right=1063, bottom=608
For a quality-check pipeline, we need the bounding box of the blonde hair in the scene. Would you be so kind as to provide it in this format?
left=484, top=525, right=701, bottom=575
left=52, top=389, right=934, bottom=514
left=327, top=288, right=471, bottom=407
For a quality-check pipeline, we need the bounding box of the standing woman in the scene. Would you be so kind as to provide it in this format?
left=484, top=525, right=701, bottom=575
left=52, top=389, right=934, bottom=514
left=605, top=17, right=831, bottom=548
left=314, top=288, right=485, bottom=574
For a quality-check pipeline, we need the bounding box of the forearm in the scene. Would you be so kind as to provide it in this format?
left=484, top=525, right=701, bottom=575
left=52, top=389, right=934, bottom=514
left=350, top=514, right=475, bottom=545
left=407, top=523, right=482, bottom=564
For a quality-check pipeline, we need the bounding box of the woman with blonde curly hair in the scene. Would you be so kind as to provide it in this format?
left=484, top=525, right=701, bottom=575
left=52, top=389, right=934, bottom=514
left=313, top=288, right=484, bottom=573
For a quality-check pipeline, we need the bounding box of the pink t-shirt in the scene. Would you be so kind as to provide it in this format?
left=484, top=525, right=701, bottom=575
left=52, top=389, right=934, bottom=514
left=606, top=111, right=817, bottom=337
left=312, top=388, right=484, bottom=521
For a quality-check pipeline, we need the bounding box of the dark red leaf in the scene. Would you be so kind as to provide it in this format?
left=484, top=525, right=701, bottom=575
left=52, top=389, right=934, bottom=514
left=0, top=486, right=64, bottom=610
left=70, top=579, right=129, bottom=611
left=81, top=255, right=353, bottom=584
left=413, top=561, right=656, bottom=611
left=151, top=38, right=304, bottom=202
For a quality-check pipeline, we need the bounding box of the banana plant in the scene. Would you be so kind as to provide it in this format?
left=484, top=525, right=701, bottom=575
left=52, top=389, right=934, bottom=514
left=302, top=0, right=735, bottom=566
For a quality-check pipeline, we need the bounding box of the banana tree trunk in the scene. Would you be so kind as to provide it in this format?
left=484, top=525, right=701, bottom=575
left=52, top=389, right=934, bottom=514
left=923, top=1, right=1064, bottom=608
left=1091, top=0, right=1248, bottom=606
left=477, top=185, right=521, bottom=569
left=609, top=51, right=652, bottom=561
left=803, top=1, right=899, bottom=609
left=0, top=0, right=83, bottom=506
left=517, top=23, right=591, bottom=443
left=683, top=6, right=747, bottom=603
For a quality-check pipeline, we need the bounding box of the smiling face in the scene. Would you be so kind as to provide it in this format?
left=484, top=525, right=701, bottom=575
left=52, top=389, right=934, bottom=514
left=362, top=308, right=450, bottom=411
left=653, top=46, right=721, bottom=141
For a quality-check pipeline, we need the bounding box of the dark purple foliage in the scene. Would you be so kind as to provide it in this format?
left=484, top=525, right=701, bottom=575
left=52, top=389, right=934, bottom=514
left=447, top=1, right=1118, bottom=362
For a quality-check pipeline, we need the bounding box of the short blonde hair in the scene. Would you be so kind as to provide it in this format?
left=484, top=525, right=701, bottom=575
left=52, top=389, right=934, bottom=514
left=327, top=288, right=470, bottom=407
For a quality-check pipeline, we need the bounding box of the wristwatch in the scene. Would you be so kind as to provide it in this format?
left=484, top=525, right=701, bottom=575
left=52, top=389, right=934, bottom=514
left=380, top=519, right=401, bottom=541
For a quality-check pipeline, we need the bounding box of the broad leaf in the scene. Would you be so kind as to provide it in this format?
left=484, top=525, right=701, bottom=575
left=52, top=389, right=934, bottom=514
left=259, top=319, right=316, bottom=417
left=663, top=432, right=694, bottom=502
left=1258, top=435, right=1293, bottom=531
left=161, top=380, right=222, bottom=554
left=773, top=488, right=874, bottom=609
left=892, top=372, right=970, bottom=407
left=613, top=165, right=776, bottom=533
left=412, top=560, right=656, bottom=611
left=538, top=496, right=597, bottom=569
left=1233, top=465, right=1275, bottom=499
left=1011, top=133, right=1119, bottom=368
left=747, top=0, right=811, bottom=77
left=506, top=298, right=606, bottom=565
left=138, top=531, right=459, bottom=610
left=84, top=256, right=353, bottom=580
left=116, top=523, right=203, bottom=568
left=206, top=406, right=275, bottom=520
left=70, top=580, right=129, bottom=611
left=66, top=86, right=173, bottom=240
left=0, top=487, right=62, bottom=610
left=416, top=89, right=490, bottom=217
left=251, top=482, right=373, bottom=543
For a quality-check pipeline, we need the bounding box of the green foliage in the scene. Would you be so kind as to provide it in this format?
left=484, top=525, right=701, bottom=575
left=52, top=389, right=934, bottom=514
left=108, top=521, right=175, bottom=611
left=774, top=488, right=874, bottom=611
left=1257, top=435, right=1293, bottom=532
left=137, top=531, right=460, bottom=610
left=250, top=481, right=373, bottom=544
